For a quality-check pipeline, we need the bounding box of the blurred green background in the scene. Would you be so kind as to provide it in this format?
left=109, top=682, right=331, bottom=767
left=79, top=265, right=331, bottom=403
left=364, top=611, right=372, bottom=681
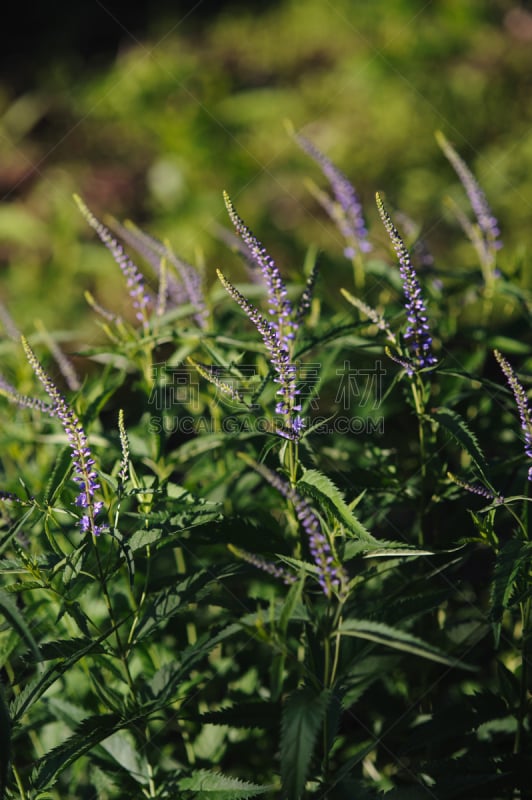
left=1, top=0, right=531, bottom=337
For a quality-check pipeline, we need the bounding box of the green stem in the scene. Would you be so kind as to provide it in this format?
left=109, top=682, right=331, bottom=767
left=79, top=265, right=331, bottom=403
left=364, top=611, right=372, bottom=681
left=322, top=601, right=345, bottom=779
left=514, top=596, right=531, bottom=756
left=352, top=251, right=365, bottom=292
left=92, top=535, right=135, bottom=690
left=11, top=764, right=27, bottom=800
left=410, top=377, right=428, bottom=546
left=142, top=724, right=157, bottom=798
left=287, top=440, right=299, bottom=487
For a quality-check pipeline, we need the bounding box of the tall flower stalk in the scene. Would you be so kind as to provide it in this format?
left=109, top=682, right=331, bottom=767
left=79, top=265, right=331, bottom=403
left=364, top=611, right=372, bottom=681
left=494, top=349, right=532, bottom=481
left=74, top=196, right=152, bottom=334
left=241, top=455, right=347, bottom=599
left=109, top=217, right=208, bottom=329
left=436, top=131, right=502, bottom=285
left=21, top=337, right=106, bottom=536
left=377, top=194, right=437, bottom=543
left=75, top=196, right=161, bottom=393
left=376, top=194, right=437, bottom=376
left=294, top=131, right=371, bottom=288
left=217, top=194, right=308, bottom=471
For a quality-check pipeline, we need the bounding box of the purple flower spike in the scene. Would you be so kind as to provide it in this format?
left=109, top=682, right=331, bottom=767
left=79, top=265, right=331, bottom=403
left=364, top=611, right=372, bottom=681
left=494, top=350, right=532, bottom=481
left=223, top=192, right=297, bottom=341
left=216, top=269, right=304, bottom=440
left=248, top=458, right=347, bottom=598
left=21, top=337, right=106, bottom=535
left=436, top=131, right=502, bottom=266
left=0, top=375, right=54, bottom=414
left=376, top=194, right=437, bottom=375
left=220, top=194, right=305, bottom=440
left=74, top=196, right=152, bottom=331
left=229, top=544, right=297, bottom=586
left=109, top=218, right=208, bottom=329
left=294, top=133, right=371, bottom=256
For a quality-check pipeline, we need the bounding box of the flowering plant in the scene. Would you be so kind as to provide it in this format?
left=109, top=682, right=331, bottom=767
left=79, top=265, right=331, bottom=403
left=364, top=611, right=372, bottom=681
left=0, top=135, right=530, bottom=800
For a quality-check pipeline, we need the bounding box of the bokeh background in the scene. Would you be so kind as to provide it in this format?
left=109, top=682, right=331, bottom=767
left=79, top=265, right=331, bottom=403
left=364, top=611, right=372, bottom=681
left=1, top=0, right=531, bottom=337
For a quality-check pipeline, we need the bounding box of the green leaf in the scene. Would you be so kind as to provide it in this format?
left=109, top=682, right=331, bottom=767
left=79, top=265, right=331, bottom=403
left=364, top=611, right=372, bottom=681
left=97, top=729, right=150, bottom=786
left=490, top=539, right=532, bottom=645
left=135, top=569, right=232, bottom=642
left=31, top=712, right=122, bottom=791
left=38, top=638, right=105, bottom=661
left=281, top=686, right=331, bottom=799
left=343, top=539, right=432, bottom=559
left=430, top=407, right=487, bottom=474
left=279, top=576, right=304, bottom=637
left=144, top=624, right=239, bottom=706
left=0, top=683, right=11, bottom=800
left=178, top=769, right=272, bottom=798
left=0, top=507, right=36, bottom=558
left=128, top=527, right=165, bottom=551
left=298, top=469, right=375, bottom=542
left=10, top=630, right=110, bottom=723
left=200, top=702, right=279, bottom=731
left=337, top=620, right=476, bottom=671
left=0, top=589, right=41, bottom=663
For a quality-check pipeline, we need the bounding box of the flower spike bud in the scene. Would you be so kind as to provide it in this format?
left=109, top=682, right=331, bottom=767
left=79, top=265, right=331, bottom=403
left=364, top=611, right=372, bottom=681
left=294, top=132, right=371, bottom=256
left=228, top=544, right=297, bottom=586
left=74, top=195, right=151, bottom=331
left=223, top=192, right=297, bottom=341
left=109, top=218, right=208, bottom=328
left=494, top=350, right=532, bottom=481
left=376, top=194, right=437, bottom=375
left=21, top=337, right=106, bottom=535
left=240, top=454, right=347, bottom=598
left=117, top=409, right=130, bottom=489
left=0, top=375, right=53, bottom=414
left=436, top=131, right=501, bottom=250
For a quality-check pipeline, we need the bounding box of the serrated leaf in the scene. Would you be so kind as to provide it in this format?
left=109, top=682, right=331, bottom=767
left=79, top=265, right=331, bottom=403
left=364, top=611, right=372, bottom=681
left=31, top=712, right=122, bottom=791
left=490, top=539, right=532, bottom=645
left=344, top=539, right=432, bottom=559
left=0, top=507, right=36, bottom=558
left=128, top=527, right=165, bottom=551
left=39, top=638, right=105, bottom=661
left=200, top=702, right=279, bottom=730
left=431, top=407, right=487, bottom=474
left=0, top=589, right=41, bottom=663
left=144, top=624, right=239, bottom=705
left=337, top=620, right=476, bottom=670
left=298, top=469, right=375, bottom=542
left=135, top=569, right=215, bottom=642
left=178, top=769, right=272, bottom=798
left=10, top=629, right=110, bottom=723
left=281, top=686, right=331, bottom=799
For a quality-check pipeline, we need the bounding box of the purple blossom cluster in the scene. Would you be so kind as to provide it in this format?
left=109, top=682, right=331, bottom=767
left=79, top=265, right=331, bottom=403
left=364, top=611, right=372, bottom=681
left=494, top=349, right=532, bottom=481
left=376, top=194, right=437, bottom=376
left=229, top=545, right=296, bottom=586
left=252, top=460, right=346, bottom=598
left=294, top=132, right=371, bottom=257
left=21, top=337, right=106, bottom=535
left=220, top=194, right=305, bottom=440
left=449, top=472, right=503, bottom=504
left=109, top=218, right=208, bottom=329
left=0, top=374, right=53, bottom=415
left=75, top=196, right=152, bottom=330
left=436, top=131, right=502, bottom=258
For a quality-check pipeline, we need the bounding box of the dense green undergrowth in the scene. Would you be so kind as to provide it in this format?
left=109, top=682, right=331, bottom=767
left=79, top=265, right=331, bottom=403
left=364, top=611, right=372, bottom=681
left=0, top=128, right=531, bottom=799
